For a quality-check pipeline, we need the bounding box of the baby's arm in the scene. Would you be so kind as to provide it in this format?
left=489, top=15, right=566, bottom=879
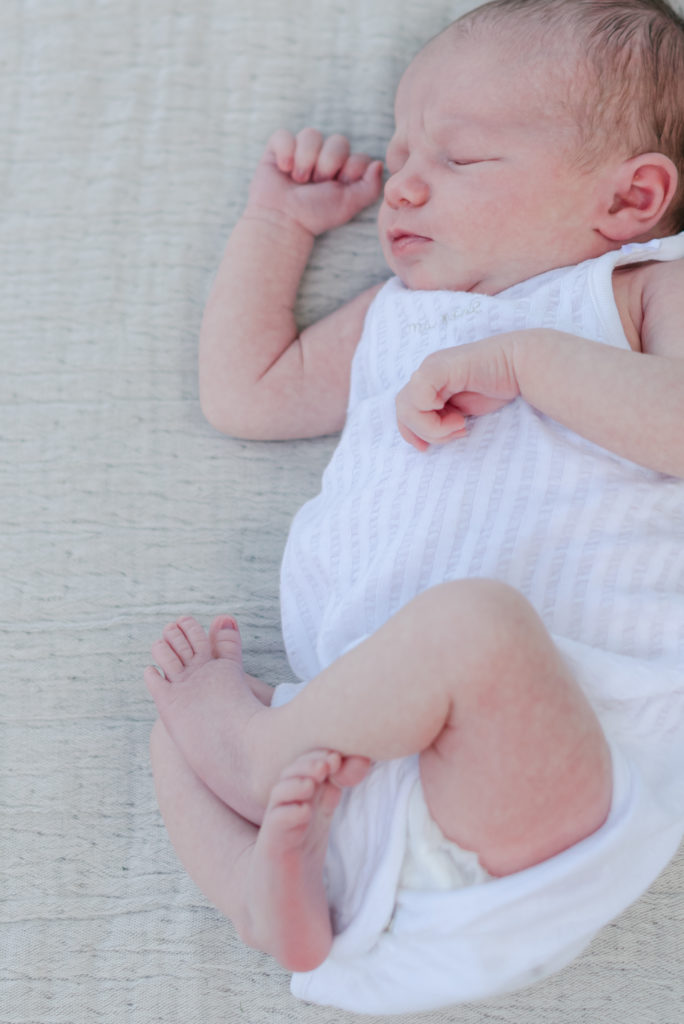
left=514, top=259, right=684, bottom=476
left=396, top=259, right=684, bottom=478
left=199, top=130, right=384, bottom=439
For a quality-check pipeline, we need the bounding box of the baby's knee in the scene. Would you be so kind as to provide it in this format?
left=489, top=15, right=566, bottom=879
left=413, top=578, right=539, bottom=649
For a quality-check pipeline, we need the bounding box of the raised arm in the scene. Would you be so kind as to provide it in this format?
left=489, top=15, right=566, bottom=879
left=395, top=258, right=684, bottom=479
left=199, top=129, right=384, bottom=440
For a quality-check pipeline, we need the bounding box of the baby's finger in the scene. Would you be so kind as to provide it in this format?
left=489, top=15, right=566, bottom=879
left=335, top=159, right=384, bottom=218
left=338, top=151, right=377, bottom=184
left=397, top=419, right=430, bottom=451
left=396, top=377, right=442, bottom=427
left=312, top=134, right=351, bottom=182
left=292, top=127, right=324, bottom=183
left=398, top=405, right=468, bottom=450
left=433, top=408, right=469, bottom=441
left=266, top=129, right=296, bottom=174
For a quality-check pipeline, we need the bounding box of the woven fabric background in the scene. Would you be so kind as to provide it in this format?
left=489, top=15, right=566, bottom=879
left=2, top=1, right=682, bottom=1020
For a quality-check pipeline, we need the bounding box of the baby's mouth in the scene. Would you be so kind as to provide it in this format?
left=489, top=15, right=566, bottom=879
left=389, top=230, right=432, bottom=252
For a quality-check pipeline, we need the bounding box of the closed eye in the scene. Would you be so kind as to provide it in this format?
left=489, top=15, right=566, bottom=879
left=447, top=157, right=498, bottom=168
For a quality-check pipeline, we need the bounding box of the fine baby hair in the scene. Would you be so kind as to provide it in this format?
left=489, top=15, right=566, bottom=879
left=455, top=0, right=684, bottom=232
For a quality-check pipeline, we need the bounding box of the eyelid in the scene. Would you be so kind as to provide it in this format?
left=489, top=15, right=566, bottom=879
left=447, top=156, right=499, bottom=168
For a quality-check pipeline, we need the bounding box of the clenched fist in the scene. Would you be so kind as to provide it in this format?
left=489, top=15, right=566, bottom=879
left=246, top=128, right=384, bottom=236
left=396, top=335, right=523, bottom=451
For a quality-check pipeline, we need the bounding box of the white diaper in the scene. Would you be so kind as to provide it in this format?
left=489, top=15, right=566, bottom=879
left=398, top=777, right=493, bottom=891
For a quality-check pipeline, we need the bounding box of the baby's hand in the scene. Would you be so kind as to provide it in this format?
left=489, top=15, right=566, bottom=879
left=246, top=129, right=384, bottom=236
left=396, top=337, right=521, bottom=451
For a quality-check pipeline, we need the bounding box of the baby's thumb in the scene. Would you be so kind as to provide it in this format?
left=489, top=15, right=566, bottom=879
left=347, top=160, right=384, bottom=213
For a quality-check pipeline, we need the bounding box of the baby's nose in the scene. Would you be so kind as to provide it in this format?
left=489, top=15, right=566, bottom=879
left=384, top=169, right=430, bottom=209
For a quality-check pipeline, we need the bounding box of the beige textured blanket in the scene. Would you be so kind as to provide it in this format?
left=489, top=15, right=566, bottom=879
left=2, top=1, right=682, bottom=1020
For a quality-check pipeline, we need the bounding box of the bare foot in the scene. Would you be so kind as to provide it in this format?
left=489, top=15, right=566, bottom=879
left=244, top=749, right=370, bottom=972
left=209, top=615, right=273, bottom=705
left=144, top=615, right=268, bottom=824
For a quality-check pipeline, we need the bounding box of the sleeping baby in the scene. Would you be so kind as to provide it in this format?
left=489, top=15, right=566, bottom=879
left=144, top=0, right=684, bottom=1012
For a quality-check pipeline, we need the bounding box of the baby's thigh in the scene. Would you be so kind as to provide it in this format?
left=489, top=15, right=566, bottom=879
left=418, top=581, right=613, bottom=877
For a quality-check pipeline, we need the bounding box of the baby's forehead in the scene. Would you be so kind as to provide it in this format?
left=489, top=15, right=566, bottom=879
left=394, top=27, right=582, bottom=137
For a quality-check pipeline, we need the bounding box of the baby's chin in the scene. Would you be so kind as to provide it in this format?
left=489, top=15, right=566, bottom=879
left=382, top=255, right=471, bottom=294
left=394, top=259, right=522, bottom=295
left=393, top=266, right=483, bottom=294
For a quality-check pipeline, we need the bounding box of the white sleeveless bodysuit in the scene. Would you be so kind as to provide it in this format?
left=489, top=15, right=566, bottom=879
left=274, top=235, right=684, bottom=1014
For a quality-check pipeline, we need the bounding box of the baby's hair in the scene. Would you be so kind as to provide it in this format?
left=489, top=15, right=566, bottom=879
left=455, top=0, right=684, bottom=233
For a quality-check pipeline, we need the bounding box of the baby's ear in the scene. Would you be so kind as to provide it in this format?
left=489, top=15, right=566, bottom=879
left=598, top=153, right=678, bottom=241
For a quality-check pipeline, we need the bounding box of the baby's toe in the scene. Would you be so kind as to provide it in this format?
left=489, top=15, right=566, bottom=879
left=332, top=755, right=372, bottom=788
left=176, top=616, right=210, bottom=659
left=163, top=622, right=194, bottom=664
left=150, top=638, right=183, bottom=680
left=144, top=664, right=168, bottom=702
left=210, top=615, right=243, bottom=664
left=280, top=750, right=340, bottom=784
left=267, top=800, right=312, bottom=834
left=270, top=774, right=316, bottom=809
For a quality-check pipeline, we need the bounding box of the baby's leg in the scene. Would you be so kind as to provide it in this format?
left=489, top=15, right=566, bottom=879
left=146, top=580, right=612, bottom=876
left=271, top=580, right=612, bottom=876
left=150, top=719, right=367, bottom=971
left=149, top=717, right=259, bottom=934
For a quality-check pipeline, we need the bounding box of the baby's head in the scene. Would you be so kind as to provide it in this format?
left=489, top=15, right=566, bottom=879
left=378, top=0, right=684, bottom=293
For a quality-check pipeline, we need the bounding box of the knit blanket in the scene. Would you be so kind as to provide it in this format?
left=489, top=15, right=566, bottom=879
left=2, top=1, right=682, bottom=1021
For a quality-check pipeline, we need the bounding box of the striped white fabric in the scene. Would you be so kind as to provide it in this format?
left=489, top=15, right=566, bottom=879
left=281, top=234, right=684, bottom=683
left=274, top=235, right=684, bottom=1013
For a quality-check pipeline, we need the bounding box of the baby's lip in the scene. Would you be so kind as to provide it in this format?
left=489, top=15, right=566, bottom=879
left=388, top=228, right=432, bottom=243
left=388, top=229, right=433, bottom=255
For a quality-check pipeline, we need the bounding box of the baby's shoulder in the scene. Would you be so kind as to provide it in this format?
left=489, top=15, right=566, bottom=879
left=613, top=254, right=684, bottom=355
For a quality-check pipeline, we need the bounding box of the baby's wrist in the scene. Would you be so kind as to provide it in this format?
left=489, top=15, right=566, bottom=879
left=241, top=202, right=317, bottom=245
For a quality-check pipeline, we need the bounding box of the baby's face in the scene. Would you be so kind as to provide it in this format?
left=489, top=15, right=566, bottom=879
left=378, top=30, right=612, bottom=294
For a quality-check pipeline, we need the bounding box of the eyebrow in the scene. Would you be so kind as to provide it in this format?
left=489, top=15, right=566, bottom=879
left=393, top=91, right=499, bottom=133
